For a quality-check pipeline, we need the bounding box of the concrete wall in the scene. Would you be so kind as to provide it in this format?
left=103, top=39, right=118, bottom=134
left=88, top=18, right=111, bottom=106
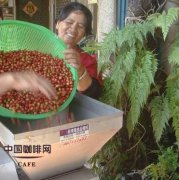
left=97, top=0, right=116, bottom=42
left=77, top=0, right=116, bottom=42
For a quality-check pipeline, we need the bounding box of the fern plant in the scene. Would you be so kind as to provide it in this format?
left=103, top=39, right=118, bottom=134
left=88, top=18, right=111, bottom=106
left=89, top=7, right=179, bottom=179
left=98, top=7, right=179, bottom=144
left=142, top=147, right=179, bottom=179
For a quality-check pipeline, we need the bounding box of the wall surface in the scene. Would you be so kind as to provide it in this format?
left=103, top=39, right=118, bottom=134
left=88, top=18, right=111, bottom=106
left=75, top=0, right=116, bottom=42
left=97, top=0, right=116, bottom=42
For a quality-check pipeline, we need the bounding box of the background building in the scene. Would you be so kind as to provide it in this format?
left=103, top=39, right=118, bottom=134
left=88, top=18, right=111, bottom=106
left=0, top=0, right=124, bottom=42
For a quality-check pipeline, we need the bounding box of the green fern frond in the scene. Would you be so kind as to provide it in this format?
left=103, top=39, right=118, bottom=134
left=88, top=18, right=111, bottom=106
left=127, top=104, right=141, bottom=136
left=167, top=98, right=179, bottom=148
left=100, top=28, right=118, bottom=54
left=150, top=96, right=170, bottom=142
left=98, top=51, right=111, bottom=72
left=164, top=7, right=179, bottom=39
left=167, top=69, right=179, bottom=87
left=166, top=68, right=179, bottom=147
left=154, top=11, right=168, bottom=38
left=115, top=30, right=125, bottom=48
left=138, top=21, right=156, bottom=39
left=166, top=7, right=179, bottom=24
left=151, top=54, right=158, bottom=76
left=99, top=78, right=117, bottom=106
left=153, top=7, right=179, bottom=40
left=169, top=47, right=179, bottom=66
left=115, top=48, right=136, bottom=73
left=127, top=68, right=149, bottom=134
left=133, top=24, right=146, bottom=44
left=172, top=113, right=179, bottom=147
left=115, top=22, right=153, bottom=49
left=98, top=29, right=119, bottom=72
left=119, top=23, right=154, bottom=47
left=127, top=67, right=147, bottom=107
left=144, top=147, right=179, bottom=179
left=127, top=51, right=157, bottom=134
left=128, top=51, right=156, bottom=106
left=82, top=43, right=101, bottom=54
left=111, top=74, right=125, bottom=106
left=166, top=69, right=179, bottom=98
left=121, top=24, right=140, bottom=47
left=110, top=64, right=127, bottom=105
left=98, top=20, right=156, bottom=72
left=140, top=51, right=158, bottom=84
left=106, top=48, right=136, bottom=105
left=146, top=12, right=161, bottom=21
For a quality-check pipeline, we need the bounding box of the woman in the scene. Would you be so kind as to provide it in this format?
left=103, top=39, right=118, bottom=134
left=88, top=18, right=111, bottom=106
left=56, top=2, right=102, bottom=99
left=0, top=71, right=56, bottom=99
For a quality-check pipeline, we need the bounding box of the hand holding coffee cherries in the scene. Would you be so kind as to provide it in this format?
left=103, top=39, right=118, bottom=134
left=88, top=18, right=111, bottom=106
left=0, top=71, right=57, bottom=99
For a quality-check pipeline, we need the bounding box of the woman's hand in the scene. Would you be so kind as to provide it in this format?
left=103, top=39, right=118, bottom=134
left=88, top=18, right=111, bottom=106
left=64, top=47, right=85, bottom=76
left=0, top=71, right=57, bottom=99
left=63, top=47, right=92, bottom=91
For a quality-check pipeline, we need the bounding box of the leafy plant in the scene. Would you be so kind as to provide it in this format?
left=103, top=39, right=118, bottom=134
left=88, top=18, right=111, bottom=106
left=90, top=7, right=179, bottom=179
left=142, top=147, right=179, bottom=179
left=98, top=7, right=179, bottom=141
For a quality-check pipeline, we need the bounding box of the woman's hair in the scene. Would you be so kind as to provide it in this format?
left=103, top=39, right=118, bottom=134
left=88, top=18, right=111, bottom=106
left=0, top=7, right=3, bottom=20
left=56, top=2, right=92, bottom=36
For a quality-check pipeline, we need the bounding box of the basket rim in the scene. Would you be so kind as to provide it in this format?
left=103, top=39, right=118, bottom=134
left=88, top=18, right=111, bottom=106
left=0, top=20, right=67, bottom=56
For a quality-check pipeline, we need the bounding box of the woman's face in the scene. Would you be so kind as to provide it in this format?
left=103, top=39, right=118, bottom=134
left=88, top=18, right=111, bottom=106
left=56, top=10, right=86, bottom=47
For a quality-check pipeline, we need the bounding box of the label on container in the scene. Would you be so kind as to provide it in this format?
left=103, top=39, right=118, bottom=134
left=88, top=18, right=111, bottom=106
left=59, top=124, right=89, bottom=145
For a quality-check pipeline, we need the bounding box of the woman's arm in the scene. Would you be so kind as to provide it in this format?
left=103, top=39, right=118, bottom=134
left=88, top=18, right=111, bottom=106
left=0, top=71, right=56, bottom=99
left=78, top=77, right=102, bottom=99
left=64, top=47, right=102, bottom=99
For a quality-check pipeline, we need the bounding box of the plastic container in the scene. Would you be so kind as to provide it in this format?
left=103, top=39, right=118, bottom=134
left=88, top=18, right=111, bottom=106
left=0, top=20, right=78, bottom=120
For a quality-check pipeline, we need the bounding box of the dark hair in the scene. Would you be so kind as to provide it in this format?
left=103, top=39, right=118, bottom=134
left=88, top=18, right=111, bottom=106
left=0, top=7, right=3, bottom=20
left=56, top=2, right=92, bottom=36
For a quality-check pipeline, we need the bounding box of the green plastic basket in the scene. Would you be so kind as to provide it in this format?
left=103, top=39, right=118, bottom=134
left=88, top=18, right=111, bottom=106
left=0, top=20, right=78, bottom=120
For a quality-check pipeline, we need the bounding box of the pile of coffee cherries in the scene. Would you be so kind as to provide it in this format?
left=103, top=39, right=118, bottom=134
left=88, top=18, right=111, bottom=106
left=0, top=50, right=74, bottom=114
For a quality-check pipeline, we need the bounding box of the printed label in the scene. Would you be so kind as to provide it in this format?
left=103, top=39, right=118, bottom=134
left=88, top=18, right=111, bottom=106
left=59, top=124, right=89, bottom=145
